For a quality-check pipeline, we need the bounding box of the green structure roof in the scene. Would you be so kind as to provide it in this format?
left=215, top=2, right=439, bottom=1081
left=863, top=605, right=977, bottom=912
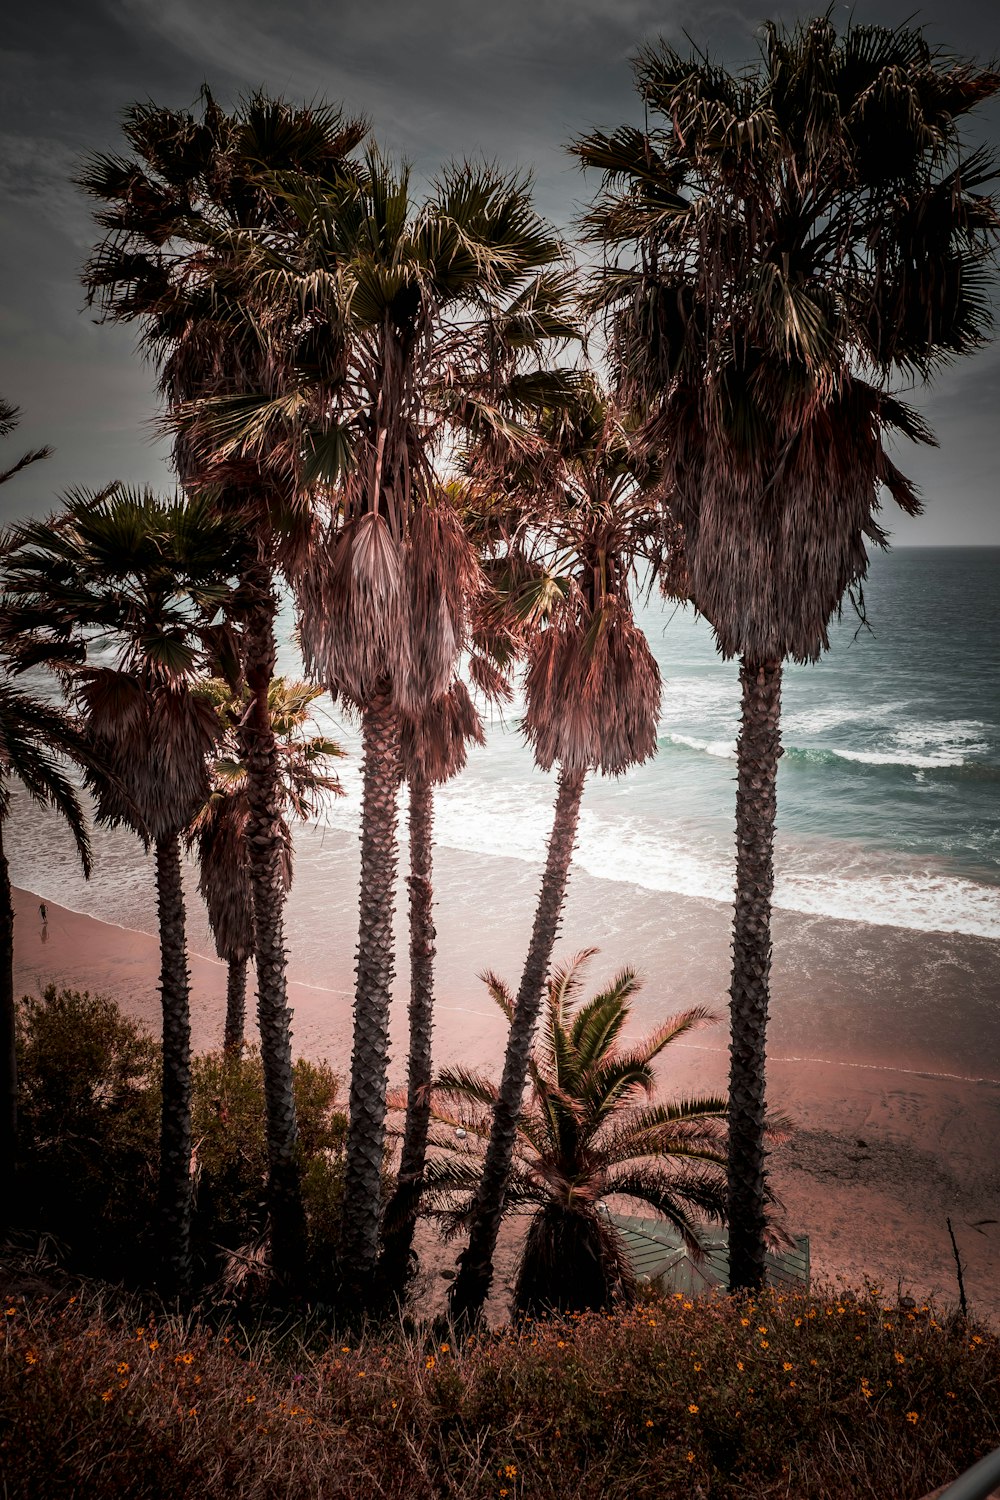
left=610, top=1212, right=810, bottom=1296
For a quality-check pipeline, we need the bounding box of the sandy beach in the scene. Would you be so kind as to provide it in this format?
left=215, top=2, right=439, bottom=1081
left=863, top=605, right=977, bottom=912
left=14, top=873, right=1000, bottom=1326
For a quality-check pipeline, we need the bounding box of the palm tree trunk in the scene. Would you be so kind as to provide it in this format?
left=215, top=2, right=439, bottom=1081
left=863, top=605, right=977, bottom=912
left=224, top=956, right=249, bottom=1054
left=0, top=818, right=18, bottom=1235
left=449, top=764, right=586, bottom=1325
left=155, top=833, right=194, bottom=1302
left=727, top=657, right=782, bottom=1294
left=242, top=572, right=306, bottom=1288
left=378, top=771, right=435, bottom=1300
left=339, top=689, right=401, bottom=1302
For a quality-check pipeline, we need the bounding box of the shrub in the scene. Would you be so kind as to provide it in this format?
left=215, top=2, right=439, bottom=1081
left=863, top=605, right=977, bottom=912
left=15, top=987, right=160, bottom=1280
left=0, top=1283, right=996, bottom=1498
left=14, top=989, right=347, bottom=1293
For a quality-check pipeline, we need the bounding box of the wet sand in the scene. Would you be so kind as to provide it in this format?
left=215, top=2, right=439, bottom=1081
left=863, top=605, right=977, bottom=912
left=14, top=868, right=1000, bottom=1326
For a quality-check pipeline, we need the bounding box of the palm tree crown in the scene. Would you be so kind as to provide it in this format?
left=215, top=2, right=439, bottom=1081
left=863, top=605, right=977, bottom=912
left=575, top=17, right=999, bottom=661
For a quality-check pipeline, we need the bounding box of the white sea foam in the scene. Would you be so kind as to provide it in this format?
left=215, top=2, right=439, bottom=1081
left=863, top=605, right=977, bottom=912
left=666, top=732, right=738, bottom=759
left=419, top=776, right=1000, bottom=940
left=825, top=746, right=969, bottom=769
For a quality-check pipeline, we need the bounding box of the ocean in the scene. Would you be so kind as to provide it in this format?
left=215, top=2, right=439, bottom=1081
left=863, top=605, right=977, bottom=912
left=7, top=545, right=1000, bottom=1077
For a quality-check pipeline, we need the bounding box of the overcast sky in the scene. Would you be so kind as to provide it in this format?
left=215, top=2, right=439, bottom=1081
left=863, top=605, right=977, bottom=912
left=1, top=0, right=998, bottom=543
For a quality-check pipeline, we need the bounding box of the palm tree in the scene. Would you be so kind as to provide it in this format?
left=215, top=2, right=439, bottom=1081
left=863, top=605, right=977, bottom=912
left=192, top=149, right=574, bottom=1302
left=190, top=677, right=344, bottom=1053
left=377, top=678, right=484, bottom=1300
left=0, top=680, right=93, bottom=1232
left=1, top=486, right=238, bottom=1297
left=411, top=950, right=728, bottom=1317
left=449, top=381, right=664, bottom=1323
left=0, top=398, right=50, bottom=492
left=573, top=17, right=1000, bottom=1289
left=78, top=91, right=368, bottom=1287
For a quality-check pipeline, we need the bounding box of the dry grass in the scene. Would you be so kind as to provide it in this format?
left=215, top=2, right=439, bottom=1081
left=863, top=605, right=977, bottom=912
left=1, top=1273, right=996, bottom=1499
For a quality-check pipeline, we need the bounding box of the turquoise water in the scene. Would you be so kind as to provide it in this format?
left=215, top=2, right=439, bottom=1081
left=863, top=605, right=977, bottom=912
left=8, top=547, right=1000, bottom=945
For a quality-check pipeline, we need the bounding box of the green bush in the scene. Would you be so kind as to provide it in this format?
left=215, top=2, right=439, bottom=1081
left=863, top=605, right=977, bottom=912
left=190, top=1048, right=347, bottom=1281
left=14, top=988, right=347, bottom=1292
left=15, top=987, right=160, bottom=1280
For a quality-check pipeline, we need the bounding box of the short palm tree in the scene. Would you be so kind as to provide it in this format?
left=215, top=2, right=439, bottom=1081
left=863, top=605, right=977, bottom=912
left=377, top=678, right=484, bottom=1300
left=574, top=17, right=999, bottom=1289
left=413, top=950, right=728, bottom=1318
left=79, top=90, right=368, bottom=1287
left=190, top=677, right=344, bottom=1053
left=1, top=486, right=238, bottom=1297
left=449, top=381, right=664, bottom=1323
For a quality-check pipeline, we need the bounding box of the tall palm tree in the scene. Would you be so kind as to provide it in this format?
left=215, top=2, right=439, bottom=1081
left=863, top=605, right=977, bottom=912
left=193, top=149, right=575, bottom=1302
left=78, top=91, right=368, bottom=1287
left=574, top=17, right=999, bottom=1289
left=190, top=677, right=344, bottom=1053
left=449, top=381, right=664, bottom=1323
left=1, top=486, right=239, bottom=1297
left=412, top=951, right=728, bottom=1318
left=377, top=678, right=484, bottom=1300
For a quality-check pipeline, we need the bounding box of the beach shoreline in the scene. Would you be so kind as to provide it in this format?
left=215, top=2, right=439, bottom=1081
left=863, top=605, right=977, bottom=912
left=13, top=883, right=1000, bottom=1324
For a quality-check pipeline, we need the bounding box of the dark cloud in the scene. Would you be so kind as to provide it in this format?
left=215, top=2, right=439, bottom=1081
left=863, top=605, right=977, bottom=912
left=1, top=0, right=998, bottom=540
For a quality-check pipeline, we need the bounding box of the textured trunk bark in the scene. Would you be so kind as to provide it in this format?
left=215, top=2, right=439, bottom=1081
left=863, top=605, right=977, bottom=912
left=378, top=772, right=435, bottom=1300
left=155, top=833, right=193, bottom=1302
left=339, top=690, right=401, bottom=1301
left=449, top=765, right=586, bottom=1324
left=0, top=819, right=17, bottom=1233
left=242, top=569, right=305, bottom=1287
left=223, top=957, right=249, bottom=1054
left=727, top=657, right=782, bottom=1294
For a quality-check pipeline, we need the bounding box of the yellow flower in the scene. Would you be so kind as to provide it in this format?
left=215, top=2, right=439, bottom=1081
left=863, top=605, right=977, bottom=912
left=783, top=1362, right=792, bottom=1372
left=149, top=1340, right=159, bottom=1352
left=683, top=1301, right=693, bottom=1309
left=737, top=1361, right=744, bottom=1372
left=760, top=1340, right=769, bottom=1349
left=645, top=1418, right=654, bottom=1427
left=25, top=1351, right=38, bottom=1365
left=688, top=1403, right=699, bottom=1414
left=693, top=1362, right=702, bottom=1371
left=757, top=1326, right=767, bottom=1334
left=686, top=1451, right=695, bottom=1463
left=906, top=1411, right=919, bottom=1424
left=794, top=1317, right=802, bottom=1327
left=101, top=1391, right=113, bottom=1402
left=894, top=1351, right=905, bottom=1364
left=504, top=1465, right=518, bottom=1479
left=187, top=1407, right=197, bottom=1418
left=117, top=1362, right=129, bottom=1374
left=246, top=1395, right=256, bottom=1405
left=740, top=1317, right=750, bottom=1327
left=440, top=1344, right=450, bottom=1353
left=4, top=1309, right=15, bottom=1317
